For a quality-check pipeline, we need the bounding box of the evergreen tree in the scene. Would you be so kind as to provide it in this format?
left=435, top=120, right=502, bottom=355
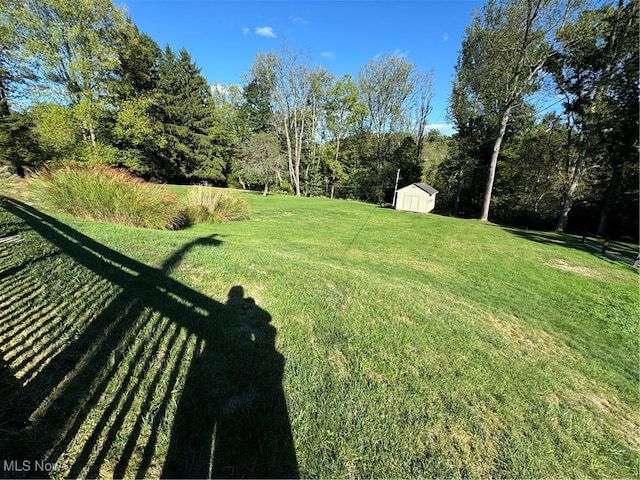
left=239, top=78, right=274, bottom=136
left=153, top=47, right=223, bottom=181
left=0, top=111, right=42, bottom=172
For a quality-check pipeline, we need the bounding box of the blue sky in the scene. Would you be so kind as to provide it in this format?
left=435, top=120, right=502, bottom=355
left=119, top=1, right=486, bottom=135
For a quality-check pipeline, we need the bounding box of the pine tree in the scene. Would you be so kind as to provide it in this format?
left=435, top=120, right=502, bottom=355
left=153, top=47, right=223, bottom=181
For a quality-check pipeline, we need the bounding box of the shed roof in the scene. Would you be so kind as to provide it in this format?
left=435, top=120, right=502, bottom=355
left=402, top=182, right=438, bottom=195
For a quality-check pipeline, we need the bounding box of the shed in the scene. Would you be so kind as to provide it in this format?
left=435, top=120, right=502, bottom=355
left=395, top=182, right=438, bottom=214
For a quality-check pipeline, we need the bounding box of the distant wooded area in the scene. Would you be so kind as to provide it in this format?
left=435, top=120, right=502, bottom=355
left=1, top=0, right=637, bottom=239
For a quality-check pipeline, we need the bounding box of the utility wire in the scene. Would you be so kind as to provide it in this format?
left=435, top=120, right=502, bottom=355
left=344, top=207, right=375, bottom=252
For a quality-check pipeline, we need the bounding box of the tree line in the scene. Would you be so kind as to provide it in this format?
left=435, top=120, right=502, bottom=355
left=448, top=0, right=638, bottom=239
left=1, top=0, right=637, bottom=239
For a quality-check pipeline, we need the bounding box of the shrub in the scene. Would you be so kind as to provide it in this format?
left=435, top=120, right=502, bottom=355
left=183, top=186, right=250, bottom=224
left=25, top=163, right=186, bottom=230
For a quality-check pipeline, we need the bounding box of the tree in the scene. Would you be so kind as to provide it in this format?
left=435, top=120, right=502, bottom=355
left=589, top=0, right=637, bottom=237
left=495, top=113, right=571, bottom=228
left=391, top=135, right=422, bottom=187
left=109, top=24, right=163, bottom=174
left=358, top=53, right=416, bottom=174
left=239, top=78, right=274, bottom=137
left=0, top=0, right=35, bottom=116
left=550, top=0, right=638, bottom=234
left=303, top=67, right=334, bottom=197
left=152, top=47, right=223, bottom=181
left=420, top=129, right=450, bottom=188
left=8, top=0, right=127, bottom=151
left=112, top=22, right=162, bottom=100
left=322, top=74, right=367, bottom=198
left=240, top=132, right=284, bottom=195
left=408, top=69, right=435, bottom=163
left=446, top=72, right=495, bottom=217
left=554, top=0, right=639, bottom=236
left=249, top=46, right=321, bottom=196
left=0, top=111, right=42, bottom=171
left=454, top=0, right=582, bottom=221
left=30, top=103, right=81, bottom=161
left=0, top=2, right=40, bottom=171
left=209, top=84, right=246, bottom=186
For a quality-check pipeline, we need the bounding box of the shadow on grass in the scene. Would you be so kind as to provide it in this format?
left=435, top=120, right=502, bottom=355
left=502, top=227, right=639, bottom=271
left=0, top=198, right=298, bottom=479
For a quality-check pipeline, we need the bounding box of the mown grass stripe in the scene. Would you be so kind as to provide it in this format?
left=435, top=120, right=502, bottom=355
left=88, top=319, right=184, bottom=478
left=43, top=300, right=154, bottom=465
left=135, top=331, right=198, bottom=479
left=112, top=322, right=190, bottom=478
left=65, top=312, right=173, bottom=478
left=16, top=281, right=117, bottom=384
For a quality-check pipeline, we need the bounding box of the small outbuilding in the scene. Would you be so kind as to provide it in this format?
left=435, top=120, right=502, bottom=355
left=395, top=182, right=438, bottom=214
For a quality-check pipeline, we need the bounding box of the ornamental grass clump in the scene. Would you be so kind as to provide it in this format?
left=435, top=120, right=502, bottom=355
left=184, top=186, right=250, bottom=224
left=26, top=164, right=186, bottom=230
left=0, top=176, right=21, bottom=199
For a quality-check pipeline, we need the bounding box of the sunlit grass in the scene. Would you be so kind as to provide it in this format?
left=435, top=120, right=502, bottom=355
left=0, top=191, right=638, bottom=478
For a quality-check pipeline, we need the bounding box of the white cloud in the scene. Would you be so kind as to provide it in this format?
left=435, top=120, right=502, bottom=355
left=321, top=51, right=335, bottom=59
left=211, top=83, right=229, bottom=95
left=241, top=27, right=250, bottom=35
left=255, top=26, right=277, bottom=38
left=425, top=124, right=457, bottom=136
left=289, top=16, right=309, bottom=25
left=211, top=83, right=241, bottom=97
left=442, top=33, right=449, bottom=42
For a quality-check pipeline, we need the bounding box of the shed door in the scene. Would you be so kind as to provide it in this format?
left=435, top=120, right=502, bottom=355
left=403, top=195, right=421, bottom=212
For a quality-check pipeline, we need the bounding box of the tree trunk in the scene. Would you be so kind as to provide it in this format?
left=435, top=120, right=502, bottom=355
left=294, top=117, right=304, bottom=196
left=0, top=79, right=10, bottom=117
left=453, top=172, right=463, bottom=217
left=555, top=155, right=585, bottom=232
left=597, top=160, right=624, bottom=237
left=263, top=182, right=269, bottom=196
left=480, top=108, right=511, bottom=221
left=330, top=183, right=335, bottom=199
left=89, top=123, right=97, bottom=149
left=283, top=120, right=295, bottom=189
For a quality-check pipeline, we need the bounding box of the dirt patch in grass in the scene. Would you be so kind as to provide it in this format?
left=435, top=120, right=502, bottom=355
left=484, top=313, right=575, bottom=360
left=328, top=348, right=349, bottom=379
left=253, top=211, right=294, bottom=222
left=365, top=369, right=389, bottom=384
left=428, top=416, right=500, bottom=478
left=574, top=378, right=640, bottom=453
left=546, top=259, right=601, bottom=279
left=397, top=314, right=415, bottom=326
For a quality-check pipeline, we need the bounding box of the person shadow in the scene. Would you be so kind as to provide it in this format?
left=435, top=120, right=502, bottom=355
left=162, top=286, right=298, bottom=479
left=0, top=198, right=299, bottom=479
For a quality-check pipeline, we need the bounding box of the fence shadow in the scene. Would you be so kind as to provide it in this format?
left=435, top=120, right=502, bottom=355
left=501, top=227, right=639, bottom=271
left=0, top=199, right=298, bottom=479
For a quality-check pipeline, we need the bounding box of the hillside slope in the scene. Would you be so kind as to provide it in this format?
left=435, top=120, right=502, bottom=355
left=1, top=192, right=638, bottom=478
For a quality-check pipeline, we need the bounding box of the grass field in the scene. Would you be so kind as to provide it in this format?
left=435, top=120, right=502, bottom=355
left=0, top=190, right=638, bottom=478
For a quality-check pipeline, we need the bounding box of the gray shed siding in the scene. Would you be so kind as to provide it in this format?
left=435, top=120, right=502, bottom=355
left=396, top=184, right=436, bottom=214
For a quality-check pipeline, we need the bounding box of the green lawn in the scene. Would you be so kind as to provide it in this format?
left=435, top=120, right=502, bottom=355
left=1, top=191, right=638, bottom=478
